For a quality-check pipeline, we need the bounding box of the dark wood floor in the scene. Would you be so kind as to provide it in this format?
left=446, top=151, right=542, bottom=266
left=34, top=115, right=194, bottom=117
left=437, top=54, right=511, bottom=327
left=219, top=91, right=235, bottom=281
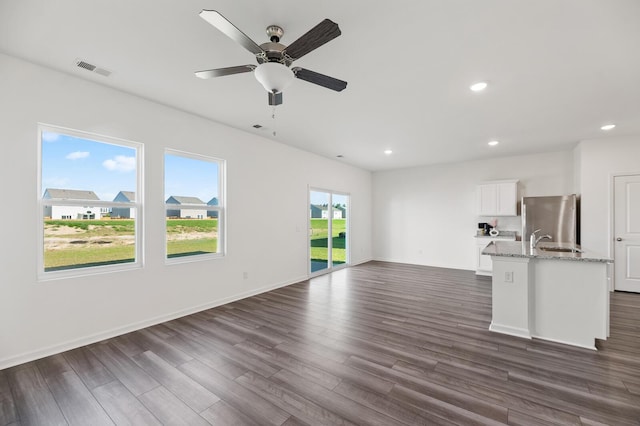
left=2, top=261, right=640, bottom=425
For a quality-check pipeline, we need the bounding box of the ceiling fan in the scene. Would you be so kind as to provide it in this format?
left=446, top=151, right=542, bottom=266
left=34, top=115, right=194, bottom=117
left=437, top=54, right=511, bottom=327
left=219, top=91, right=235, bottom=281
left=195, top=10, right=347, bottom=106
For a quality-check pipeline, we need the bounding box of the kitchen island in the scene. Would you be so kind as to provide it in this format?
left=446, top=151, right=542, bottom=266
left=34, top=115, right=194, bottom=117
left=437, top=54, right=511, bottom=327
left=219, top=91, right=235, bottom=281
left=482, top=241, right=612, bottom=349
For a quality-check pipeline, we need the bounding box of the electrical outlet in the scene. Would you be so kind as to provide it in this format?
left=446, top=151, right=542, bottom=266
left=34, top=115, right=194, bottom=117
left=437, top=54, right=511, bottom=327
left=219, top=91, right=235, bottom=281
left=504, top=271, right=514, bottom=283
left=243, top=272, right=248, bottom=279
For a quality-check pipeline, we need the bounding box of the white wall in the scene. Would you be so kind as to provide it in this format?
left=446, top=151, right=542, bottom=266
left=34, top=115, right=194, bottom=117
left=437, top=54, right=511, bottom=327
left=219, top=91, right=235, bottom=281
left=0, top=53, right=372, bottom=368
left=372, top=150, right=574, bottom=269
left=577, top=135, right=640, bottom=256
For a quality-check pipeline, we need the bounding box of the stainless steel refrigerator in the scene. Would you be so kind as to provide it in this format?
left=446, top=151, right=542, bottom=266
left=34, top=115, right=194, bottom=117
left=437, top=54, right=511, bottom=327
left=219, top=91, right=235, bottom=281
left=522, top=195, right=578, bottom=245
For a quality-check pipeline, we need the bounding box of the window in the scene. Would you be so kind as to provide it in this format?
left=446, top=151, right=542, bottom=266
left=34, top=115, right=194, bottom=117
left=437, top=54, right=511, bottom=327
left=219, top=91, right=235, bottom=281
left=38, top=124, right=143, bottom=279
left=164, top=150, right=224, bottom=262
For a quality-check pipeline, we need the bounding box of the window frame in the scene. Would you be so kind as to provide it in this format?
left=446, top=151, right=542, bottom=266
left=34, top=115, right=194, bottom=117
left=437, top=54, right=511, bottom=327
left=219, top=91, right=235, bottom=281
left=164, top=148, right=225, bottom=264
left=37, top=123, right=144, bottom=281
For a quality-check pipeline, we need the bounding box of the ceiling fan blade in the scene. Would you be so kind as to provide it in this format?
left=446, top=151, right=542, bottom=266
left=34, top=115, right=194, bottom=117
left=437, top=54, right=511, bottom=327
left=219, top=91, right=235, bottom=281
left=199, top=10, right=264, bottom=56
left=284, top=19, right=341, bottom=61
left=268, top=92, right=283, bottom=106
left=292, top=67, right=347, bottom=92
left=195, top=65, right=256, bottom=79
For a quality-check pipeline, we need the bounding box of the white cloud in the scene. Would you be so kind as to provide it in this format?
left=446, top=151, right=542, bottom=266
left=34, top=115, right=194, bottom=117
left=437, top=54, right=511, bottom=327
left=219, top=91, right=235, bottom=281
left=103, top=155, right=135, bottom=172
left=66, top=151, right=90, bottom=160
left=42, top=131, right=60, bottom=143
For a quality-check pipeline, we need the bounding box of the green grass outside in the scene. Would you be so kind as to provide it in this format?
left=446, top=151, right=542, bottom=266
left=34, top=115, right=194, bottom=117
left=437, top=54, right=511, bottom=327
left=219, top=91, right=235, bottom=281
left=166, top=219, right=217, bottom=233
left=309, top=218, right=346, bottom=263
left=47, top=219, right=135, bottom=234
left=44, top=217, right=346, bottom=270
left=45, top=245, right=136, bottom=271
left=167, top=238, right=218, bottom=258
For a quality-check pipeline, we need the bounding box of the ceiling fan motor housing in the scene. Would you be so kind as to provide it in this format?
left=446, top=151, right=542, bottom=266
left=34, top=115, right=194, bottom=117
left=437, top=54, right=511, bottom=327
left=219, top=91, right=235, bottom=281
left=258, top=42, right=291, bottom=65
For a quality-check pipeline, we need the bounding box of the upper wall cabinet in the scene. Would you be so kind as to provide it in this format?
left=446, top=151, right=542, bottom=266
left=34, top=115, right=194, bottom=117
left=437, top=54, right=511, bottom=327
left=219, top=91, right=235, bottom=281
left=477, top=180, right=519, bottom=216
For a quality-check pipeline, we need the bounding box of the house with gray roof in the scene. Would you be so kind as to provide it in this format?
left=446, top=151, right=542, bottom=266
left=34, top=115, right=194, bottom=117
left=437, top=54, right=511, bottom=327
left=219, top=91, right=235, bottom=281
left=43, top=188, right=100, bottom=219
left=310, top=204, right=345, bottom=219
left=310, top=204, right=328, bottom=219
left=111, top=191, right=136, bottom=219
left=166, top=196, right=207, bottom=219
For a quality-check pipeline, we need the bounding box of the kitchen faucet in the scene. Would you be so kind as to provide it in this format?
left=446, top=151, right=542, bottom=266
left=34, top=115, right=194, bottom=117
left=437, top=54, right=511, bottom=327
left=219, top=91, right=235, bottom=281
left=530, top=229, right=553, bottom=250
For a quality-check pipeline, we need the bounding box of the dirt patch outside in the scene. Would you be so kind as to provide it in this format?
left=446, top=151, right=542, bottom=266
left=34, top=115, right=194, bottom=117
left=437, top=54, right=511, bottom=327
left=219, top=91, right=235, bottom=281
left=44, top=226, right=217, bottom=251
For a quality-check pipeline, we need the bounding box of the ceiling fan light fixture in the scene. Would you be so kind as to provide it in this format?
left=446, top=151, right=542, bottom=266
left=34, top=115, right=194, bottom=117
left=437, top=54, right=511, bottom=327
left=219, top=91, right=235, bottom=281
left=254, top=62, right=294, bottom=94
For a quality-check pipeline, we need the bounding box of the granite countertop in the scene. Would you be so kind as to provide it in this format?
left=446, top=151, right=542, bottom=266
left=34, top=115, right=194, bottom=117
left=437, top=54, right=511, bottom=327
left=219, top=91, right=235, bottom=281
left=482, top=241, right=612, bottom=263
left=474, top=230, right=517, bottom=239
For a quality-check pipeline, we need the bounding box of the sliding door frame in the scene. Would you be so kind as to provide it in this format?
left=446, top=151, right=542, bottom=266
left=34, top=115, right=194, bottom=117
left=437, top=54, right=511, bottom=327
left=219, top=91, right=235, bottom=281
left=308, top=187, right=350, bottom=277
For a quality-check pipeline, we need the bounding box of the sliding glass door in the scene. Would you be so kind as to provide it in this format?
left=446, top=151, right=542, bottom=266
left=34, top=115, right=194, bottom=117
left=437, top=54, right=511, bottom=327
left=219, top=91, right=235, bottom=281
left=309, top=189, right=349, bottom=275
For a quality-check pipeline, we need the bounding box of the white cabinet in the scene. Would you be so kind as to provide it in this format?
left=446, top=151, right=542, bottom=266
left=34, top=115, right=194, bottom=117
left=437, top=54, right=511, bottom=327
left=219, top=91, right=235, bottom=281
left=477, top=180, right=518, bottom=216
left=477, top=184, right=498, bottom=216
left=476, top=236, right=516, bottom=276
left=476, top=239, right=495, bottom=276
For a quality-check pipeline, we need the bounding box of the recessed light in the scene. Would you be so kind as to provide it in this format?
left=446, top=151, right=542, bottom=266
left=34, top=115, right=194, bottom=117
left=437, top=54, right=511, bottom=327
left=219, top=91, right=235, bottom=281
left=488, top=140, right=499, bottom=146
left=470, top=81, right=488, bottom=92
left=384, top=150, right=393, bottom=155
left=600, top=124, right=616, bottom=131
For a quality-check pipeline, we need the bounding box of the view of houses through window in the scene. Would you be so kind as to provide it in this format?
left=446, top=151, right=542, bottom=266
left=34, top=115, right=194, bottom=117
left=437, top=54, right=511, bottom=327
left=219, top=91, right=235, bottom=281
left=39, top=126, right=226, bottom=276
left=39, top=126, right=141, bottom=275
left=164, top=150, right=223, bottom=260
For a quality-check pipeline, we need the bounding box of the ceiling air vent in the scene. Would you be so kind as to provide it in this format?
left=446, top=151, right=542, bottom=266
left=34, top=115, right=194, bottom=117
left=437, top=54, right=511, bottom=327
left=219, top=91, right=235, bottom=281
left=75, top=59, right=112, bottom=77
left=76, top=60, right=96, bottom=71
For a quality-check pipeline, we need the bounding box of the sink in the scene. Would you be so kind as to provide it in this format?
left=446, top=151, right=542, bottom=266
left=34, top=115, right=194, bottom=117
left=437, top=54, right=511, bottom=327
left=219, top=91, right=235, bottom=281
left=539, top=246, right=583, bottom=253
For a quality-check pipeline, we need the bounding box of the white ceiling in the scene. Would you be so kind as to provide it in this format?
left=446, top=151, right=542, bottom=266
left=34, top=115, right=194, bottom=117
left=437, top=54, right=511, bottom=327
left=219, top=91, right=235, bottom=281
left=1, top=0, right=639, bottom=171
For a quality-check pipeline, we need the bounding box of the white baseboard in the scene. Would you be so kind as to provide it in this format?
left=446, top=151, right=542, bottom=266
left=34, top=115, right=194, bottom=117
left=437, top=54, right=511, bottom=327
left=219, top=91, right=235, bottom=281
left=530, top=334, right=597, bottom=351
left=372, top=257, right=475, bottom=272
left=0, top=275, right=308, bottom=370
left=489, top=322, right=532, bottom=339
left=350, top=257, right=373, bottom=266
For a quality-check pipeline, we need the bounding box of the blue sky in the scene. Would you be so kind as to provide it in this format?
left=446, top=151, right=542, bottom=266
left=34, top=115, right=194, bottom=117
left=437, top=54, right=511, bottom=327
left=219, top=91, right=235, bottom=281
left=310, top=191, right=348, bottom=207
left=42, top=131, right=136, bottom=201
left=42, top=131, right=219, bottom=203
left=164, top=153, right=219, bottom=203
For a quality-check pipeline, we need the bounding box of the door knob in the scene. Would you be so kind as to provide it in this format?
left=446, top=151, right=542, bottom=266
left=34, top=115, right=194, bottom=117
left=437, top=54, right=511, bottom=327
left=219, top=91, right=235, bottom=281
left=616, top=237, right=623, bottom=241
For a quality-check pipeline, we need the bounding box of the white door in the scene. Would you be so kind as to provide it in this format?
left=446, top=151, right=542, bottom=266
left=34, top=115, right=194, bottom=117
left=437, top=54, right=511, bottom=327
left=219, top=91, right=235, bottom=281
left=614, top=174, right=640, bottom=292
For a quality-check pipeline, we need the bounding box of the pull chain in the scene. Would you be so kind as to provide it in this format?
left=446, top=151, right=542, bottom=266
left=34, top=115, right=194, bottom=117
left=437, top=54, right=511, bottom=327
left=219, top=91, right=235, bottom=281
left=272, top=106, right=277, bottom=137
